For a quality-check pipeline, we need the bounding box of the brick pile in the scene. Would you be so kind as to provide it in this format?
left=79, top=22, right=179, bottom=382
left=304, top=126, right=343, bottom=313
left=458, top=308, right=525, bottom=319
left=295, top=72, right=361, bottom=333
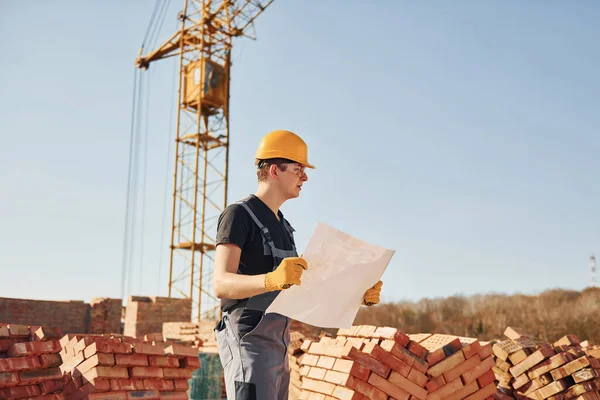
left=289, top=330, right=320, bottom=400
left=0, top=323, right=67, bottom=400
left=296, top=324, right=496, bottom=400
left=162, top=320, right=218, bottom=350
left=492, top=327, right=600, bottom=400
left=57, top=333, right=199, bottom=399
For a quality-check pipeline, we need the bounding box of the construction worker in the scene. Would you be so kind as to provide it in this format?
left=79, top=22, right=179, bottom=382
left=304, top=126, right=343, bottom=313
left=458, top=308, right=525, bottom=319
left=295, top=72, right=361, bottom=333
left=213, top=129, right=383, bottom=400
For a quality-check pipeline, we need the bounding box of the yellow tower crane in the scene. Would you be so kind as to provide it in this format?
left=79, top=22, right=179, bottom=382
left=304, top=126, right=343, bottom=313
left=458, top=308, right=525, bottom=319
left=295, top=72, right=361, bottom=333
left=134, top=0, right=275, bottom=322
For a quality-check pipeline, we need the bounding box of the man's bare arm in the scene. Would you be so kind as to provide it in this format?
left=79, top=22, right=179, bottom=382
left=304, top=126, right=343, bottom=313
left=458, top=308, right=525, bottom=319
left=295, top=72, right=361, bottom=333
left=213, top=243, right=269, bottom=299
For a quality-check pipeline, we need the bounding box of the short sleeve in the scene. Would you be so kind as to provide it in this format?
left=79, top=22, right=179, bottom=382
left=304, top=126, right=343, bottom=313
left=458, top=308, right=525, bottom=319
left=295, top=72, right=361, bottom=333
left=216, top=204, right=252, bottom=249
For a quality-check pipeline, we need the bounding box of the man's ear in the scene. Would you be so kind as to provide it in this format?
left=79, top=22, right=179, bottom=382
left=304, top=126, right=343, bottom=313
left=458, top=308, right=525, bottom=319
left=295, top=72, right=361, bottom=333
left=269, top=164, right=279, bottom=179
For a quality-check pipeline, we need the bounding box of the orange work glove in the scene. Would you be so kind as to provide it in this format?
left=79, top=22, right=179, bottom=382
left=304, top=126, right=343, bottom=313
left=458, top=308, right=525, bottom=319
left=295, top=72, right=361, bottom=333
left=362, top=281, right=383, bottom=306
left=264, top=257, right=308, bottom=292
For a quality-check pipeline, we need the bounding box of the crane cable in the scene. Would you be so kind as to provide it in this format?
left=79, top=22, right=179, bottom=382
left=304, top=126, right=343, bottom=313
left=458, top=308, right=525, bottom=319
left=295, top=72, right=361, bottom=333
left=120, top=0, right=173, bottom=302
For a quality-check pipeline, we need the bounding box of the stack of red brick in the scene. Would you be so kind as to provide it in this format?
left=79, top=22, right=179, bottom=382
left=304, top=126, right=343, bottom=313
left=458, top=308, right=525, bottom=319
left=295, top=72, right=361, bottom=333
left=492, top=327, right=600, bottom=400
left=0, top=323, right=67, bottom=400
left=58, top=333, right=199, bottom=399
left=296, top=324, right=496, bottom=400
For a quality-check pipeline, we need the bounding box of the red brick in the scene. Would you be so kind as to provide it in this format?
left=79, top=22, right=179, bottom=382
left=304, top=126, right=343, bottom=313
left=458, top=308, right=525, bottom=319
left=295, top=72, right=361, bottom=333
left=407, top=340, right=428, bottom=360
left=148, top=356, right=179, bottom=368
left=159, top=392, right=189, bottom=400
left=34, top=326, right=63, bottom=341
left=362, top=342, right=410, bottom=377
left=7, top=340, right=60, bottom=357
left=411, top=356, right=430, bottom=374
left=40, top=354, right=62, bottom=368
left=426, top=348, right=447, bottom=365
left=461, top=341, right=481, bottom=359
left=464, top=382, right=497, bottom=400
left=407, top=367, right=428, bottom=387
left=132, top=343, right=166, bottom=356
left=379, top=340, right=414, bottom=365
left=125, top=389, right=160, bottom=399
left=425, top=374, right=446, bottom=392
left=331, top=359, right=371, bottom=381
left=87, top=391, right=128, bottom=400
left=7, top=325, right=30, bottom=337
left=115, top=354, right=148, bottom=367
left=74, top=337, right=120, bottom=354
left=445, top=380, right=479, bottom=400
left=341, top=345, right=390, bottom=378
left=0, top=355, right=42, bottom=372
left=509, top=346, right=555, bottom=378
left=181, top=356, right=200, bottom=368
left=18, top=367, right=62, bottom=384
left=81, top=378, right=111, bottom=392
left=371, top=328, right=410, bottom=347
left=462, top=356, right=495, bottom=383
left=479, top=343, right=493, bottom=360
left=84, top=342, right=132, bottom=358
left=38, top=377, right=69, bottom=394
left=443, top=352, right=481, bottom=382
left=130, top=367, right=164, bottom=379
left=163, top=367, right=194, bottom=379
left=476, top=369, right=496, bottom=388
left=0, top=384, right=41, bottom=398
left=109, top=378, right=145, bottom=391
left=367, top=373, right=410, bottom=400
left=83, top=366, right=129, bottom=380
left=142, top=378, right=174, bottom=391
left=23, top=395, right=60, bottom=400
left=427, top=377, right=464, bottom=400
left=344, top=375, right=387, bottom=400
left=164, top=344, right=198, bottom=358
left=172, top=379, right=189, bottom=391
left=388, top=370, right=428, bottom=400
left=0, top=339, right=20, bottom=352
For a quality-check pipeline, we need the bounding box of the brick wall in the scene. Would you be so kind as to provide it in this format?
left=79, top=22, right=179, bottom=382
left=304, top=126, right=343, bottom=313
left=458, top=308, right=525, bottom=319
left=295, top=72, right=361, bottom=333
left=0, top=297, right=122, bottom=334
left=123, top=296, right=192, bottom=338
left=0, top=297, right=91, bottom=333
left=90, top=297, right=123, bottom=334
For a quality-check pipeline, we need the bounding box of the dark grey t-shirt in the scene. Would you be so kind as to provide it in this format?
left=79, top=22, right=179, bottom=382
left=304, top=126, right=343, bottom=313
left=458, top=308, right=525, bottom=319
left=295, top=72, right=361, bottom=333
left=216, top=194, right=296, bottom=335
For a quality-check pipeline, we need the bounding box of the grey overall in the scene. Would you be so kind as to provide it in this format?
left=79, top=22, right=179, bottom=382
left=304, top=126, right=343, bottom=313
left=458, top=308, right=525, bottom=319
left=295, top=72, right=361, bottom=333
left=215, top=201, right=298, bottom=400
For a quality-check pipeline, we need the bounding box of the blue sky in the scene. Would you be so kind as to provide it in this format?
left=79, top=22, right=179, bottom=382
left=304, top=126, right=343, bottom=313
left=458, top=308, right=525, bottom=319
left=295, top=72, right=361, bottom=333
left=1, top=1, right=599, bottom=305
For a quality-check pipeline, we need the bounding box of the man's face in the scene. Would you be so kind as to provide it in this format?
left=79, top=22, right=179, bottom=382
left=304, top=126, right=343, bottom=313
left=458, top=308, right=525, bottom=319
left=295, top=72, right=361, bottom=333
left=277, top=162, right=308, bottom=199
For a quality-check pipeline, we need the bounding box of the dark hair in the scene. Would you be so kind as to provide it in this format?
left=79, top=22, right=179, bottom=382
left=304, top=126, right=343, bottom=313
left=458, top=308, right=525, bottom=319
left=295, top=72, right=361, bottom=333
left=255, top=158, right=294, bottom=182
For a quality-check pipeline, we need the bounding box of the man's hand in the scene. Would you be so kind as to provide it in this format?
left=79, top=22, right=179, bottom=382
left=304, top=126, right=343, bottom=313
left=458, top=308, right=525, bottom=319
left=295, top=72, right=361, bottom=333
left=264, top=257, right=308, bottom=292
left=362, top=280, right=383, bottom=306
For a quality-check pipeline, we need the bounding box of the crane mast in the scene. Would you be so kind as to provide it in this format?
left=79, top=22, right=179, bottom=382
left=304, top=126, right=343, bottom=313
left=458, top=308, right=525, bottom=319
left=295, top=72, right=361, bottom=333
left=135, top=0, right=275, bottom=321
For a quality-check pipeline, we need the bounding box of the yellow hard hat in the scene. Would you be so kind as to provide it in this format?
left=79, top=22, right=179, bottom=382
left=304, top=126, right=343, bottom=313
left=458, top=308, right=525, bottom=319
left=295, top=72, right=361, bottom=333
left=255, top=130, right=315, bottom=169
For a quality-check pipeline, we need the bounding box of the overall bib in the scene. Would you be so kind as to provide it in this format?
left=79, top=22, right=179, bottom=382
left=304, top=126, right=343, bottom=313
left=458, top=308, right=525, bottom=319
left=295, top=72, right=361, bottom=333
left=215, top=201, right=298, bottom=400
